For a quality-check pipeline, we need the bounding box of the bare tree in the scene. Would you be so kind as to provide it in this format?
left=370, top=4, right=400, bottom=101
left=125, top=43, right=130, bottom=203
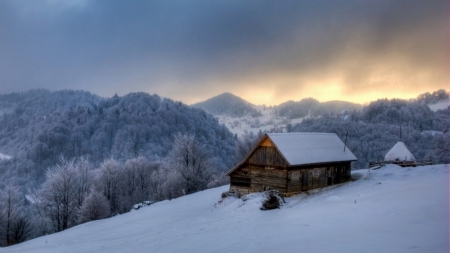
left=165, top=133, right=214, bottom=195
left=36, top=157, right=79, bottom=232
left=435, top=132, right=450, bottom=161
left=122, top=157, right=155, bottom=204
left=74, top=157, right=92, bottom=208
left=97, top=158, right=122, bottom=214
left=0, top=184, right=31, bottom=246
left=78, top=190, right=110, bottom=223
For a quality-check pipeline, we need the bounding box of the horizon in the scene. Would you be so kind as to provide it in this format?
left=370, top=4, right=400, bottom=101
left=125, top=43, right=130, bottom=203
left=2, top=88, right=447, bottom=107
left=0, top=1, right=448, bottom=106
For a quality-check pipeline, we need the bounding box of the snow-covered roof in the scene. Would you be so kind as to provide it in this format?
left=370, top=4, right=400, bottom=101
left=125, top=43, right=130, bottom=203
left=384, top=141, right=416, bottom=162
left=227, top=132, right=357, bottom=175
left=267, top=133, right=357, bottom=165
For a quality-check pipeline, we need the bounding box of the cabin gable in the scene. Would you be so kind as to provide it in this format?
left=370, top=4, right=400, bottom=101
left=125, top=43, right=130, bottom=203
left=247, top=137, right=288, bottom=167
left=229, top=137, right=289, bottom=195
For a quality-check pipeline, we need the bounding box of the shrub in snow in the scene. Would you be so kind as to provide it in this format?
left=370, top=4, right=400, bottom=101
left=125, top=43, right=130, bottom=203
left=79, top=191, right=111, bottom=223
left=221, top=189, right=240, bottom=199
left=216, top=190, right=240, bottom=205
left=260, top=190, right=285, bottom=211
left=132, top=201, right=154, bottom=211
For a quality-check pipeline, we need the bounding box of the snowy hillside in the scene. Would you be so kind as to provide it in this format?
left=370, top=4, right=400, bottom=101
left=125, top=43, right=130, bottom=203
left=3, top=164, right=448, bottom=253
left=215, top=105, right=306, bottom=136
left=428, top=99, right=450, bottom=112
left=192, top=93, right=362, bottom=136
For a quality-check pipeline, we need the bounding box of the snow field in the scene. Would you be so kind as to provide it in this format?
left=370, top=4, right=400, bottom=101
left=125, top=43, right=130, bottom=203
left=2, top=164, right=448, bottom=253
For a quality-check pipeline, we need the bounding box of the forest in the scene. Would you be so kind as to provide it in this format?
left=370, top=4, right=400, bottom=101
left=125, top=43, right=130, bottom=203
left=291, top=90, right=450, bottom=169
left=0, top=89, right=448, bottom=247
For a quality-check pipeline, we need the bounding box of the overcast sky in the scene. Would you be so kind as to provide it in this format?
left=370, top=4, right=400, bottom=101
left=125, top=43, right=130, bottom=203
left=0, top=0, right=448, bottom=105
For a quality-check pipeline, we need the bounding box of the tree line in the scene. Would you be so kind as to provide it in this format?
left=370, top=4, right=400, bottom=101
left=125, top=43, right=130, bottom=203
left=0, top=133, right=228, bottom=246
left=0, top=90, right=237, bottom=190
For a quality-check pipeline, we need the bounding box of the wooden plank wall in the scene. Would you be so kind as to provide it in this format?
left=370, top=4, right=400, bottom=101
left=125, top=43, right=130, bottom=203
left=248, top=146, right=287, bottom=166
left=249, top=165, right=287, bottom=192
left=288, top=163, right=351, bottom=192
left=247, top=137, right=288, bottom=167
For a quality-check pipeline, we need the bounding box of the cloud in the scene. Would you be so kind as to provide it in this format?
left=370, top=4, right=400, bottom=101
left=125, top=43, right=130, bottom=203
left=0, top=0, right=447, bottom=105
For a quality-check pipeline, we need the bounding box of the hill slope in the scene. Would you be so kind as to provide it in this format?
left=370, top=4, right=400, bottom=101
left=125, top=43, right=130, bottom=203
left=275, top=98, right=363, bottom=119
left=0, top=90, right=237, bottom=188
left=4, top=164, right=448, bottom=253
left=191, top=92, right=261, bottom=117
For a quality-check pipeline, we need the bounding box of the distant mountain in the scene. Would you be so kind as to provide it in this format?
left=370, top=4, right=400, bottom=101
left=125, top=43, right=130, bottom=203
left=0, top=90, right=237, bottom=188
left=191, top=92, right=261, bottom=117
left=274, top=98, right=363, bottom=119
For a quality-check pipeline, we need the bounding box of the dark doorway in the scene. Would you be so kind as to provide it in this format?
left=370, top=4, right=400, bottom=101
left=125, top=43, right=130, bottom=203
left=327, top=167, right=332, bottom=186
left=335, top=167, right=341, bottom=184
left=301, top=171, right=309, bottom=191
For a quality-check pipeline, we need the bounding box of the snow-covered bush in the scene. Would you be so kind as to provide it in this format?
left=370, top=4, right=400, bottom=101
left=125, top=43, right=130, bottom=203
left=79, top=191, right=111, bottom=223
left=132, top=201, right=154, bottom=211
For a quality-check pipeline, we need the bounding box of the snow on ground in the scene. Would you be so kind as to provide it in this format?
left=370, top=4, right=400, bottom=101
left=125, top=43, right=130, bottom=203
left=2, top=164, right=449, bottom=253
left=0, top=153, right=11, bottom=160
left=428, top=100, right=450, bottom=112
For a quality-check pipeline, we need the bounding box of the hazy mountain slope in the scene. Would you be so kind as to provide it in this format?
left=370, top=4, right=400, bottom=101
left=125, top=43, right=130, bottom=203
left=0, top=90, right=237, bottom=188
left=191, top=92, right=261, bottom=117
left=275, top=98, right=363, bottom=119
left=3, top=164, right=448, bottom=253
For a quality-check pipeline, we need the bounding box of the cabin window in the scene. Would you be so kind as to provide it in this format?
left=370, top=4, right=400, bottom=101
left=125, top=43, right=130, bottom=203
left=291, top=172, right=300, bottom=180
left=313, top=169, right=320, bottom=177
left=230, top=177, right=251, bottom=188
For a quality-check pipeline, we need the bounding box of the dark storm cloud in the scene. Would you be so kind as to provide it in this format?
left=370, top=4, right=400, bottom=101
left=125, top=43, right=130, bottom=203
left=0, top=0, right=447, bottom=104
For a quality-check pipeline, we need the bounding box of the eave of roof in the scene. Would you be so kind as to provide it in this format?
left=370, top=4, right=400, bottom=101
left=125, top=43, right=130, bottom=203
left=226, top=132, right=357, bottom=176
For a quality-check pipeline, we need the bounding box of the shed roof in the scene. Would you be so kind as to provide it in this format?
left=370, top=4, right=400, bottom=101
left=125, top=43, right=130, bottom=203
left=267, top=133, right=357, bottom=165
left=384, top=141, right=416, bottom=161
left=227, top=132, right=357, bottom=175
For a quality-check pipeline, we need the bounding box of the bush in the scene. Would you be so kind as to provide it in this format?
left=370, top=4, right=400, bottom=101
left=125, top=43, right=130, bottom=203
left=79, top=191, right=111, bottom=223
left=260, top=190, right=285, bottom=210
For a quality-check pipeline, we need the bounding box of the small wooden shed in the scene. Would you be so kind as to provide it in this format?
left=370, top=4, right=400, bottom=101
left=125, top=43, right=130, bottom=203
left=226, top=133, right=357, bottom=196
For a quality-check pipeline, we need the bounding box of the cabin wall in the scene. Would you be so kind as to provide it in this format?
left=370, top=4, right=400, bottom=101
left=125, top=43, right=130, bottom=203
left=249, top=165, right=287, bottom=192
left=229, top=164, right=288, bottom=196
left=288, top=162, right=352, bottom=193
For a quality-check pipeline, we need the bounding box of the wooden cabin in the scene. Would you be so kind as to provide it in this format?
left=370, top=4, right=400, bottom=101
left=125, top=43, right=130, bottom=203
left=226, top=133, right=357, bottom=197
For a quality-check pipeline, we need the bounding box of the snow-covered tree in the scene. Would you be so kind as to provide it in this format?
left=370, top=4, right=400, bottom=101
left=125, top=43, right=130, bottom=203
left=74, top=157, right=92, bottom=208
left=97, top=159, right=122, bottom=214
left=78, top=190, right=110, bottom=223
left=36, top=158, right=79, bottom=232
left=0, top=184, right=31, bottom=246
left=165, top=133, right=214, bottom=195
